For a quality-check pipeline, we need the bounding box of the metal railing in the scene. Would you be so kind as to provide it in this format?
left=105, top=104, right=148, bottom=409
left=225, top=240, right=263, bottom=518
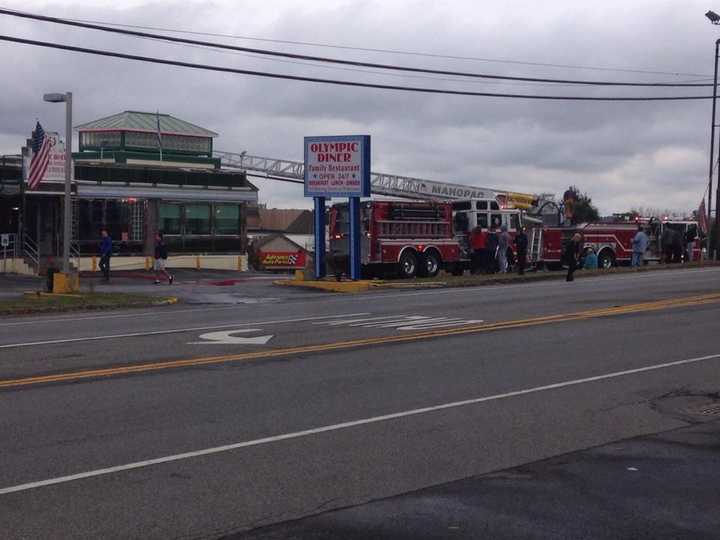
left=22, top=234, right=39, bottom=272
left=70, top=240, right=81, bottom=270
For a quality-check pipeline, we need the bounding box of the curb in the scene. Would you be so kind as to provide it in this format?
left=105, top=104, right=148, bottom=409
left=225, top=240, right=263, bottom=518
left=274, top=279, right=380, bottom=293
left=274, top=263, right=720, bottom=293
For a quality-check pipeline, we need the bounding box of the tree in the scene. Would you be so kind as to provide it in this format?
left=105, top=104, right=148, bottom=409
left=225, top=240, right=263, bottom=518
left=563, top=185, right=599, bottom=223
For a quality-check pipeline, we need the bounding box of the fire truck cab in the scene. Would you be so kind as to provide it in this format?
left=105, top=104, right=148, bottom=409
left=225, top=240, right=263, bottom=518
left=450, top=198, right=524, bottom=274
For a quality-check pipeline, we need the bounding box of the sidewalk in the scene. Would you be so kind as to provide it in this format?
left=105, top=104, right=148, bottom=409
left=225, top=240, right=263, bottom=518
left=0, top=269, right=294, bottom=309
left=234, top=419, right=720, bottom=540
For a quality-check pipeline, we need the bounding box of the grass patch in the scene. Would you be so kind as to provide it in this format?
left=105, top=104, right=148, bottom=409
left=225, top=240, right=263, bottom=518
left=0, top=292, right=177, bottom=316
left=383, top=261, right=720, bottom=289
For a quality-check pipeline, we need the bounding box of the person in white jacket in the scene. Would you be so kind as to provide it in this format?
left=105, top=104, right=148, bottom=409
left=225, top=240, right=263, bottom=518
left=631, top=226, right=649, bottom=267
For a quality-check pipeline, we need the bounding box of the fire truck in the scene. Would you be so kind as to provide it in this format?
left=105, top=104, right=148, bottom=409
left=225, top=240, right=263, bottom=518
left=529, top=218, right=702, bottom=269
left=328, top=199, right=524, bottom=278
left=329, top=200, right=460, bottom=278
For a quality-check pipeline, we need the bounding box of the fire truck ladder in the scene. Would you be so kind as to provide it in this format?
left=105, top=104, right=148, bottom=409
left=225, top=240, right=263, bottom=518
left=214, top=150, right=505, bottom=201
left=529, top=227, right=544, bottom=263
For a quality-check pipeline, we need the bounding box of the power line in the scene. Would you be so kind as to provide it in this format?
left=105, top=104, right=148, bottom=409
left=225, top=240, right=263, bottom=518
left=58, top=13, right=712, bottom=79
left=137, top=33, right=700, bottom=90
left=0, top=34, right=712, bottom=101
left=0, top=7, right=713, bottom=88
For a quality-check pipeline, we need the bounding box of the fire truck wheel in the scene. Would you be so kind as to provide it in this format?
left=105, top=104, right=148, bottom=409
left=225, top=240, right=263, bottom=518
left=420, top=250, right=441, bottom=278
left=398, top=250, right=419, bottom=279
left=598, top=249, right=616, bottom=269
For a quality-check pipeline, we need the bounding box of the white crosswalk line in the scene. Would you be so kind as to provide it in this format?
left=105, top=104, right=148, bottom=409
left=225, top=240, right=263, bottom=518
left=318, top=315, right=410, bottom=326
left=397, top=319, right=484, bottom=331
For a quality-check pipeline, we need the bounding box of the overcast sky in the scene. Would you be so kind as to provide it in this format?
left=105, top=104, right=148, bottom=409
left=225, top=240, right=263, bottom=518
left=1, top=0, right=719, bottom=214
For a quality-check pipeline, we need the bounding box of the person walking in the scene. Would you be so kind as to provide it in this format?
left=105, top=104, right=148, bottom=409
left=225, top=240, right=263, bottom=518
left=99, top=229, right=112, bottom=282
left=514, top=227, right=528, bottom=275
left=154, top=232, right=174, bottom=285
left=565, top=233, right=582, bottom=282
left=497, top=224, right=511, bottom=273
left=631, top=225, right=649, bottom=268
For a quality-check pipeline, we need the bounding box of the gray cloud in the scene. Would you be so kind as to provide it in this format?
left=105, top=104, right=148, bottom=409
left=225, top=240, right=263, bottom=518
left=0, top=0, right=717, bottom=215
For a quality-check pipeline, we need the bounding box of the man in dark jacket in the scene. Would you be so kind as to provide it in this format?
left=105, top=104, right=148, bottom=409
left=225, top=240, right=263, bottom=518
left=99, top=229, right=112, bottom=282
left=565, top=233, right=582, bottom=282
left=486, top=227, right=499, bottom=274
left=154, top=232, right=174, bottom=285
left=514, top=227, right=529, bottom=275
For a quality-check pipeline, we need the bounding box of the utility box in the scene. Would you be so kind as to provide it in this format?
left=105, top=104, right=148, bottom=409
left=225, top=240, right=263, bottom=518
left=52, top=271, right=80, bottom=293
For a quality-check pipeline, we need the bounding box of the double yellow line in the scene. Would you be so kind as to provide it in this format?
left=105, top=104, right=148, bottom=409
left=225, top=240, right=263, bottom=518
left=2, top=292, right=719, bottom=390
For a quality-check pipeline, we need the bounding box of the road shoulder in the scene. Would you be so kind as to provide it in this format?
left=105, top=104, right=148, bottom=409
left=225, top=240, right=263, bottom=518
left=233, top=419, right=720, bottom=540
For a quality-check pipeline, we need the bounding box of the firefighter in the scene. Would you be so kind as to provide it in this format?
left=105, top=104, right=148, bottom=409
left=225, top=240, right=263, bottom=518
left=514, top=227, right=529, bottom=275
left=486, top=227, right=499, bottom=274
left=565, top=233, right=583, bottom=282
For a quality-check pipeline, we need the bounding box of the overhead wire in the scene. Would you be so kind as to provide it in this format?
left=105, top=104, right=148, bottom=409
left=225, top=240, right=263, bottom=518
left=132, top=32, right=712, bottom=89
left=53, top=13, right=712, bottom=79
left=0, top=7, right=714, bottom=88
left=0, top=34, right=712, bottom=101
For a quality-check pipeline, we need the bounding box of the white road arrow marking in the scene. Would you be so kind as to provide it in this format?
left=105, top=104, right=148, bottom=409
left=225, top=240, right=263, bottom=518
left=189, top=329, right=274, bottom=345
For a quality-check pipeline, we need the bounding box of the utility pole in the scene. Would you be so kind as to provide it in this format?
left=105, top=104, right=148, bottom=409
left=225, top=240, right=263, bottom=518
left=705, top=11, right=720, bottom=257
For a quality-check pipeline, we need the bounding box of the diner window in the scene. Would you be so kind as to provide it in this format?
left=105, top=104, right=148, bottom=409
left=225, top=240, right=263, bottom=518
left=214, top=204, right=239, bottom=234
left=186, top=204, right=211, bottom=234
left=160, top=204, right=181, bottom=234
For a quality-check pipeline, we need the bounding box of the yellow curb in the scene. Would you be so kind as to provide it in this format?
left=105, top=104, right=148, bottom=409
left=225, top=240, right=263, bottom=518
left=156, top=296, right=179, bottom=305
left=371, top=281, right=447, bottom=289
left=274, top=279, right=379, bottom=293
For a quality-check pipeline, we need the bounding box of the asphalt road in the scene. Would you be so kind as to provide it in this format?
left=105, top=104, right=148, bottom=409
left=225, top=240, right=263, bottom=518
left=1, top=266, right=720, bottom=539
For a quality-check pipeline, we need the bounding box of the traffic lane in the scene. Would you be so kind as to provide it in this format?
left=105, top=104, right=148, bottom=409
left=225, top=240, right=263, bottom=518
left=234, top=421, right=720, bottom=540
left=0, top=265, right=717, bottom=351
left=2, top=302, right=718, bottom=489
left=2, top=265, right=719, bottom=351
left=0, top=269, right=720, bottom=368
left=0, top=310, right=491, bottom=378
left=2, top=356, right=717, bottom=540
left=1, top=286, right=715, bottom=380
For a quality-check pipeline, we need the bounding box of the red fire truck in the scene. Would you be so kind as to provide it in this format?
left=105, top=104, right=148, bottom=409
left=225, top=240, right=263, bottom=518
left=329, top=200, right=460, bottom=278
left=328, top=199, right=524, bottom=278
left=530, top=218, right=702, bottom=269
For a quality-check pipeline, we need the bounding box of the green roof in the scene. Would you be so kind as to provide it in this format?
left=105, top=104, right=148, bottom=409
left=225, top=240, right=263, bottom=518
left=75, top=111, right=218, bottom=137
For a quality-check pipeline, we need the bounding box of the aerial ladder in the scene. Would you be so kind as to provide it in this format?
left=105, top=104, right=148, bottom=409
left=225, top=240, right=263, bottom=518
left=214, top=150, right=539, bottom=209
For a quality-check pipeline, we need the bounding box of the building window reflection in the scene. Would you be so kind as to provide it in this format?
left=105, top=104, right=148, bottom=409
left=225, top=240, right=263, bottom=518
left=185, top=204, right=210, bottom=234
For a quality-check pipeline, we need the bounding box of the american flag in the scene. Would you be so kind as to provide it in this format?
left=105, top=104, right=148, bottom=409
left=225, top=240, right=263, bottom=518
left=698, top=198, right=709, bottom=235
left=28, top=121, right=51, bottom=190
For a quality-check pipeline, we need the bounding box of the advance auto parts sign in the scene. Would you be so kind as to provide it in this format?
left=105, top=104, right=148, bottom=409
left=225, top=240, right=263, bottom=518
left=259, top=251, right=307, bottom=268
left=304, top=135, right=371, bottom=198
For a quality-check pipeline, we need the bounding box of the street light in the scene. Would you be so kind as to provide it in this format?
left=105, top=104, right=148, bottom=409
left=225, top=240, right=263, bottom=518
left=43, top=91, right=73, bottom=274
